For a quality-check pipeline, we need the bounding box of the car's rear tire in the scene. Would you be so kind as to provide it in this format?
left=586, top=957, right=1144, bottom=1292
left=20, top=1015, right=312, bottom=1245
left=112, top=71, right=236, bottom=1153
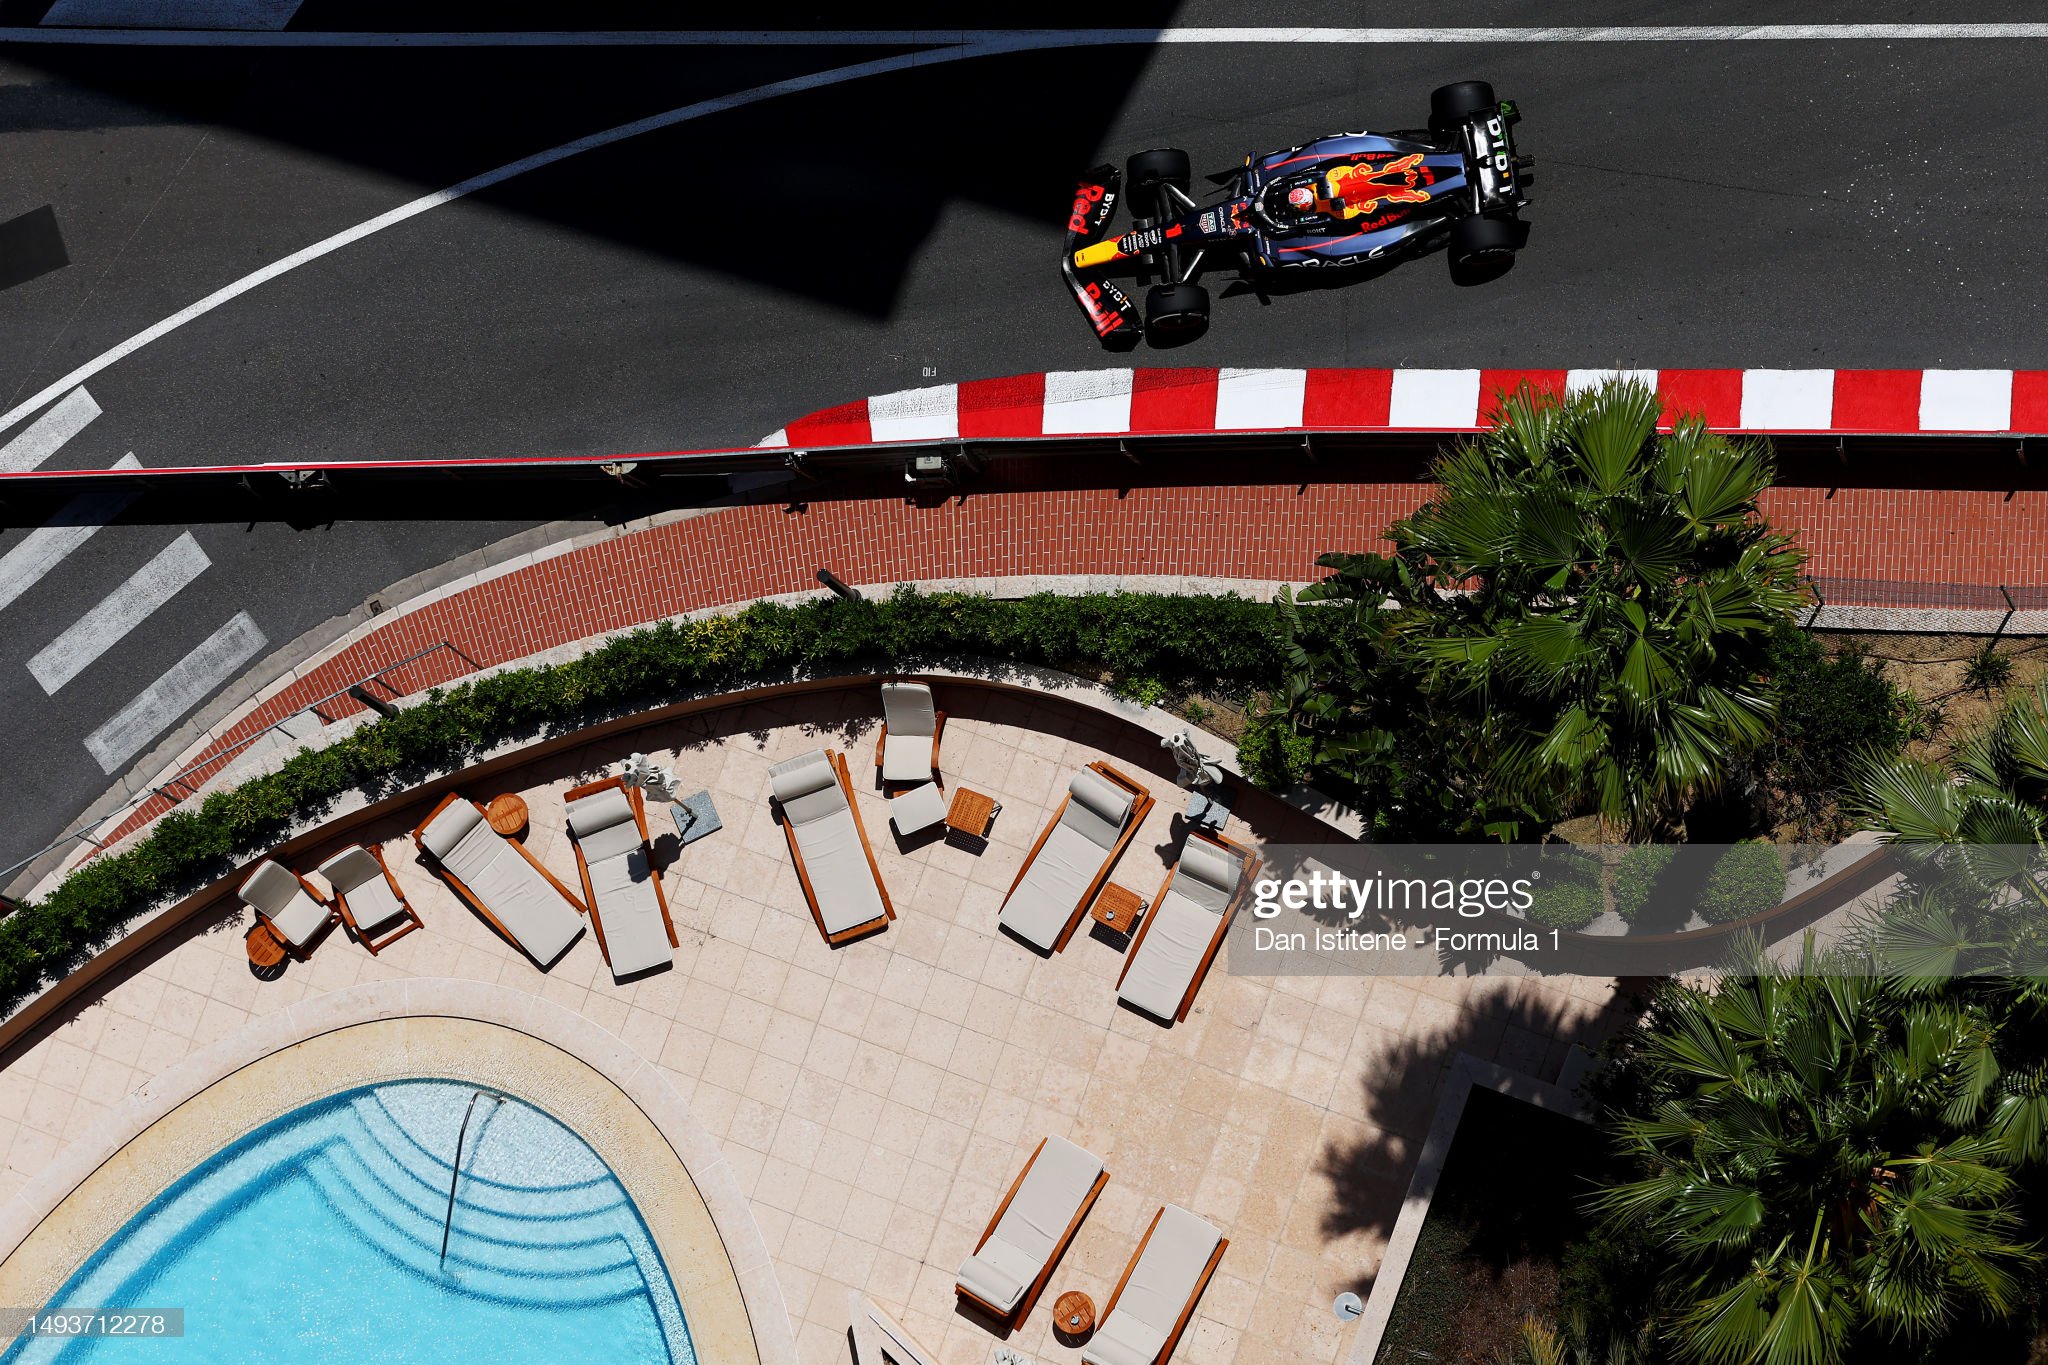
left=1429, top=80, right=1497, bottom=135
left=1447, top=214, right=1517, bottom=281
left=1127, top=148, right=1192, bottom=197
left=1144, top=283, right=1210, bottom=346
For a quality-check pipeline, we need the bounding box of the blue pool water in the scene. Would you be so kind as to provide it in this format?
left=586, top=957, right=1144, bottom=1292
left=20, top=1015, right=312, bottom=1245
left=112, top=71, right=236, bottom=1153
left=4, top=1081, right=695, bottom=1365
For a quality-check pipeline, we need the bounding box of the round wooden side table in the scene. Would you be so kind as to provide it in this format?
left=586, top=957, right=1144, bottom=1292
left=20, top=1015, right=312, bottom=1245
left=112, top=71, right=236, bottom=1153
left=245, top=922, right=288, bottom=980
left=485, top=793, right=530, bottom=838
left=1052, top=1290, right=1095, bottom=1341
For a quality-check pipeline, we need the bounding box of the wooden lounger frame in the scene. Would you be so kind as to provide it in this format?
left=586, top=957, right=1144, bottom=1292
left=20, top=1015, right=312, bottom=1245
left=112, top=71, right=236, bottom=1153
left=777, top=749, right=896, bottom=946
left=1001, top=760, right=1155, bottom=952
left=1118, top=830, right=1263, bottom=1023
left=1096, top=1207, right=1229, bottom=1365
left=326, top=843, right=424, bottom=956
left=955, top=1136, right=1110, bottom=1325
left=874, top=679, right=946, bottom=791
left=243, top=863, right=342, bottom=962
left=563, top=775, right=678, bottom=974
left=409, top=792, right=587, bottom=965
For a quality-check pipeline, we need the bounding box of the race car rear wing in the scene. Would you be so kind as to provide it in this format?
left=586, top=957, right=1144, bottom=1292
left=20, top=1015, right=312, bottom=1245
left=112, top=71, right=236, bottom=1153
left=1060, top=164, right=1141, bottom=350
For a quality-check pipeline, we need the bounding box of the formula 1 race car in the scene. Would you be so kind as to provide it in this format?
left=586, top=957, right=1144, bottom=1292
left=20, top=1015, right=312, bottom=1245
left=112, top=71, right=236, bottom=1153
left=1062, top=81, right=1531, bottom=348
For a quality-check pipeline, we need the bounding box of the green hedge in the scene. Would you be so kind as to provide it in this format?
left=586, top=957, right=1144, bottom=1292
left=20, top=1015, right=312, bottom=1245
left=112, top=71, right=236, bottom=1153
left=1612, top=845, right=1677, bottom=924
left=1699, top=840, right=1788, bottom=924
left=0, top=589, right=1283, bottom=1014
left=1526, top=850, right=1606, bottom=930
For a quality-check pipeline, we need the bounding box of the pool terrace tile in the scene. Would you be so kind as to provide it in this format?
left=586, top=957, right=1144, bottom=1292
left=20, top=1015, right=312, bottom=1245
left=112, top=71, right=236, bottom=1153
left=3, top=688, right=1637, bottom=1365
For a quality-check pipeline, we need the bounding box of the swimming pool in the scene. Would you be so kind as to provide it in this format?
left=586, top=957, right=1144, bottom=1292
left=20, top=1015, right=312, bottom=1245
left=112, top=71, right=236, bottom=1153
left=4, top=1080, right=695, bottom=1364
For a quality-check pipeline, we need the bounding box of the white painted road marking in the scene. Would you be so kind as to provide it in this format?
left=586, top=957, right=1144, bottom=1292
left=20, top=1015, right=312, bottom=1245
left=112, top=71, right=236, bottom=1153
left=1215, top=368, right=1307, bottom=430
left=1566, top=368, right=1659, bottom=395
left=1918, top=370, right=2014, bottom=432
left=1740, top=370, right=1835, bottom=429
left=29, top=532, right=211, bottom=695
left=0, top=388, right=100, bottom=473
left=9, top=20, right=2047, bottom=444
left=5, top=25, right=2048, bottom=45
left=0, top=453, right=142, bottom=615
left=1043, top=370, right=1135, bottom=434
left=41, top=0, right=300, bottom=27
left=85, top=611, right=268, bottom=774
left=1388, top=370, right=1482, bottom=427
left=867, top=384, right=959, bottom=443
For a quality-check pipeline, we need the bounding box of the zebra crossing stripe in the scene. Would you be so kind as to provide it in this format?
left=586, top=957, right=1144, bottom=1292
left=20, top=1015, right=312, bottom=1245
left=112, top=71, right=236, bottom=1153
left=29, top=531, right=211, bottom=695
left=0, top=388, right=99, bottom=473
left=0, top=453, right=141, bottom=615
left=84, top=611, right=268, bottom=775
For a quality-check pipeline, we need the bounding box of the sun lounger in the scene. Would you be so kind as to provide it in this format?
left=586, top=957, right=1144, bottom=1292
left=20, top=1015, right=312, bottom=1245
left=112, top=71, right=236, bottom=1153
left=411, top=793, right=586, bottom=968
left=1081, top=1206, right=1228, bottom=1365
left=1117, top=832, right=1259, bottom=1024
left=564, top=776, right=677, bottom=978
left=998, top=762, right=1154, bottom=952
left=955, top=1136, right=1109, bottom=1323
left=313, top=844, right=423, bottom=955
left=236, top=859, right=341, bottom=960
left=770, top=748, right=895, bottom=945
left=875, top=680, right=945, bottom=788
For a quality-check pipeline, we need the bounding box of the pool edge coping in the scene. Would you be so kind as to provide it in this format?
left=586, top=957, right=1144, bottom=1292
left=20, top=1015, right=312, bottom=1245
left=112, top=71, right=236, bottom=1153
left=0, top=979, right=795, bottom=1365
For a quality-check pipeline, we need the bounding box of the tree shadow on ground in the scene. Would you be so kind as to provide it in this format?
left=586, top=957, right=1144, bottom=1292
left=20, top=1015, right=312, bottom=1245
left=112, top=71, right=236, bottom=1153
left=1314, top=973, right=1651, bottom=1298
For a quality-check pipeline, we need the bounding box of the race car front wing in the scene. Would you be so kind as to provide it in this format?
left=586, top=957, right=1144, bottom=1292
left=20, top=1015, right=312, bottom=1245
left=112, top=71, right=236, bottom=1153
left=1060, top=165, right=1142, bottom=350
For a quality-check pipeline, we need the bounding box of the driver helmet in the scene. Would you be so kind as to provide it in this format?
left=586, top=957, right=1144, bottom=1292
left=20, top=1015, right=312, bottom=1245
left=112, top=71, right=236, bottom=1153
left=1286, top=184, right=1317, bottom=212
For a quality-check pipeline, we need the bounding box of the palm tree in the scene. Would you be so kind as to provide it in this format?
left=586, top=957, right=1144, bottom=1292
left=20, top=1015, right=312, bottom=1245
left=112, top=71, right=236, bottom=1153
left=1590, top=959, right=2039, bottom=1365
left=1852, top=679, right=2048, bottom=986
left=1299, top=378, right=1807, bottom=835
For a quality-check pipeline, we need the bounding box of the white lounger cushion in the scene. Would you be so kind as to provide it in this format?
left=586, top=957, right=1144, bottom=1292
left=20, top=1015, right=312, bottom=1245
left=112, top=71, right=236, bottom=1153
left=957, top=1136, right=1104, bottom=1315
left=422, top=800, right=584, bottom=966
left=1082, top=1206, right=1223, bottom=1365
left=566, top=787, right=670, bottom=977
left=998, top=770, right=1135, bottom=950
left=881, top=682, right=939, bottom=783
left=1117, top=840, right=1245, bottom=1021
left=772, top=751, right=887, bottom=936
left=315, top=846, right=410, bottom=935
left=567, top=787, right=643, bottom=862
left=238, top=860, right=330, bottom=948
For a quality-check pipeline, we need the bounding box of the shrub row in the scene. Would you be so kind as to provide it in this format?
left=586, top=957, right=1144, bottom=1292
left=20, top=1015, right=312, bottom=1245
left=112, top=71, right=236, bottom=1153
left=0, top=589, right=1283, bottom=1014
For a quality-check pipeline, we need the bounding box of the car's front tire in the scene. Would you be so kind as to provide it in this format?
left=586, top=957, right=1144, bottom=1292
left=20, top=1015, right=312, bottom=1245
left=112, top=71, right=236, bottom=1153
left=1144, top=283, right=1209, bottom=345
left=1429, top=80, right=1497, bottom=136
left=1447, top=214, right=1517, bottom=281
left=1126, top=148, right=1192, bottom=197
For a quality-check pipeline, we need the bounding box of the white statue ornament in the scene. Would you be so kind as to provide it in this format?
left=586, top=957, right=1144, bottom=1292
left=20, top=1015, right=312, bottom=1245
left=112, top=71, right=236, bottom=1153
left=621, top=752, right=679, bottom=803
left=1162, top=729, right=1223, bottom=791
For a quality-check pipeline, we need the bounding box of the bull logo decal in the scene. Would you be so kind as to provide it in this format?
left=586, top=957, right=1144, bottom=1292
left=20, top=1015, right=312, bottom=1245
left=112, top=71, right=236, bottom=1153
left=1325, top=154, right=1432, bottom=215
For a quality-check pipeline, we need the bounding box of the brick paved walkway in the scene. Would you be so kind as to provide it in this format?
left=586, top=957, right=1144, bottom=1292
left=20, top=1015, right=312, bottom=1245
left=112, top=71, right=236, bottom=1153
left=87, top=468, right=2048, bottom=852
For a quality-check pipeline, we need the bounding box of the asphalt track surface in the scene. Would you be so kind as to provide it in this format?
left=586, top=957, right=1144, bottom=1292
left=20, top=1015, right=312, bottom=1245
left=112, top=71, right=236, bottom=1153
left=4, top=14, right=2048, bottom=873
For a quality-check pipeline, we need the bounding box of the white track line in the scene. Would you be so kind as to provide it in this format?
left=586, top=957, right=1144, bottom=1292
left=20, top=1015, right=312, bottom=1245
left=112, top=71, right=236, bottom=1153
left=0, top=388, right=100, bottom=473
left=3, top=25, right=2046, bottom=45
left=29, top=531, right=211, bottom=695
left=0, top=453, right=142, bottom=616
left=84, top=611, right=268, bottom=774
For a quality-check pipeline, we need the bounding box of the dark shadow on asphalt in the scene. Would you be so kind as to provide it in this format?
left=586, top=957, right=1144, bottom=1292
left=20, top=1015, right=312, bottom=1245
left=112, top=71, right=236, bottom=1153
left=9, top=11, right=1187, bottom=319
left=0, top=205, right=68, bottom=290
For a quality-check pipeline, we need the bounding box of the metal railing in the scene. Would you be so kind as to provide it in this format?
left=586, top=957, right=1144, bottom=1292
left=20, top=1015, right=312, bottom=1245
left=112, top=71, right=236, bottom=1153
left=440, top=1088, right=506, bottom=1264
left=0, top=639, right=479, bottom=892
left=1803, top=576, right=2048, bottom=635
